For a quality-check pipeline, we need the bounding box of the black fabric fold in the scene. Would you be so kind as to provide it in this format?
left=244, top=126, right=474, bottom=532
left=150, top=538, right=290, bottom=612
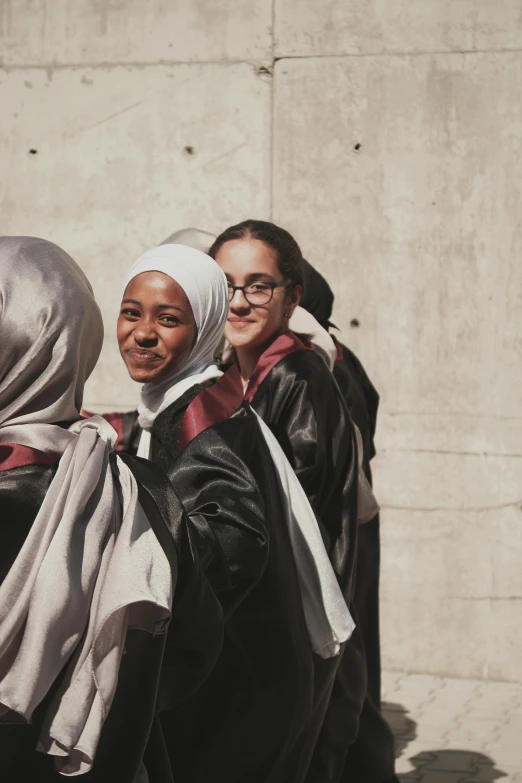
left=147, top=385, right=318, bottom=783
left=0, top=456, right=223, bottom=783
left=249, top=345, right=395, bottom=783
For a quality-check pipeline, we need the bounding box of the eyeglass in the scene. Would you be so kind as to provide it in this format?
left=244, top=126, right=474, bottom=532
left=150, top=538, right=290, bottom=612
left=227, top=280, right=290, bottom=306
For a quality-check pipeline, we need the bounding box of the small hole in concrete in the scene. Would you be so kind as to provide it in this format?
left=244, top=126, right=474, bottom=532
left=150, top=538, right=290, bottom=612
left=350, top=318, right=360, bottom=328
left=354, top=143, right=361, bottom=151
left=184, top=145, right=194, bottom=155
left=29, top=149, right=38, bottom=154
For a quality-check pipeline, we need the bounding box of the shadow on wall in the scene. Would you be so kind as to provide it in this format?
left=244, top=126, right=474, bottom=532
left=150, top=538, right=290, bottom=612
left=382, top=702, right=507, bottom=782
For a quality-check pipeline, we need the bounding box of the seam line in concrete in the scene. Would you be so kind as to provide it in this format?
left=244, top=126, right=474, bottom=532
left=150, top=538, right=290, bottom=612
left=0, top=59, right=264, bottom=71
left=269, top=0, right=276, bottom=220
left=383, top=668, right=521, bottom=685
left=378, top=448, right=522, bottom=458
left=3, top=45, right=522, bottom=74
left=383, top=412, right=522, bottom=421
left=273, top=47, right=522, bottom=61
left=381, top=500, right=522, bottom=512
left=450, top=596, right=522, bottom=602
left=482, top=687, right=522, bottom=755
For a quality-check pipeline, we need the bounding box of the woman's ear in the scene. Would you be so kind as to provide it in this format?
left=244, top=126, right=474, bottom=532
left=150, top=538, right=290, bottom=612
left=283, top=285, right=303, bottom=321
left=287, top=284, right=303, bottom=314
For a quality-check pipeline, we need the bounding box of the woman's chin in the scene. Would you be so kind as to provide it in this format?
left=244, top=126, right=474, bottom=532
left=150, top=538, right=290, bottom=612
left=225, top=325, right=263, bottom=349
left=127, top=367, right=156, bottom=383
left=123, top=360, right=162, bottom=384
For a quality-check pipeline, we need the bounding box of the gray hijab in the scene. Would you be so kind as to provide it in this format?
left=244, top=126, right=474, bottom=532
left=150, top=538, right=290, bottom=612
left=0, top=238, right=172, bottom=776
left=0, top=236, right=103, bottom=449
left=160, top=226, right=216, bottom=253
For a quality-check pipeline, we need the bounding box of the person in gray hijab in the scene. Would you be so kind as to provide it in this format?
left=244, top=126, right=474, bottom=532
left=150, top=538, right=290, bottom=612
left=0, top=237, right=222, bottom=782
left=160, top=227, right=217, bottom=253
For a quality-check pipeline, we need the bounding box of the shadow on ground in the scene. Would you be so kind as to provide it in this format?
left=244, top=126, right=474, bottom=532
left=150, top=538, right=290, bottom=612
left=382, top=701, right=508, bottom=782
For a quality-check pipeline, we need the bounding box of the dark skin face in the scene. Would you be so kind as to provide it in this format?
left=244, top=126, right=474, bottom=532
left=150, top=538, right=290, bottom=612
left=117, top=271, right=197, bottom=385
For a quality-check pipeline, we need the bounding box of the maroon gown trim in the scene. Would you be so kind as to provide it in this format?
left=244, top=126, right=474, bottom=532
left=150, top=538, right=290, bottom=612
left=244, top=330, right=312, bottom=404
left=335, top=341, right=344, bottom=362
left=0, top=443, right=60, bottom=471
left=81, top=410, right=125, bottom=452
left=179, top=364, right=245, bottom=451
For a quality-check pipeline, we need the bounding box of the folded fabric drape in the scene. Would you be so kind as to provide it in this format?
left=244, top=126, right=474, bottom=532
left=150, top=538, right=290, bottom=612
left=0, top=237, right=173, bottom=776
left=251, top=408, right=355, bottom=658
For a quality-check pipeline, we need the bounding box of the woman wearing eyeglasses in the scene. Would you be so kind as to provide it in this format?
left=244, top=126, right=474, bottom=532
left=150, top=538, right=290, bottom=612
left=211, top=221, right=358, bottom=596
left=211, top=220, right=398, bottom=783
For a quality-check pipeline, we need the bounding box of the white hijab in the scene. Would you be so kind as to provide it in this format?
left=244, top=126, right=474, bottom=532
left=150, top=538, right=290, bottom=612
left=0, top=237, right=172, bottom=776
left=122, top=243, right=229, bottom=458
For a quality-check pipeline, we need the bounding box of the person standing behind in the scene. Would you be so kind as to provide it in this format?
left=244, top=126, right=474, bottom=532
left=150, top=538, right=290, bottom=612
left=211, top=219, right=398, bottom=783
left=298, top=258, right=382, bottom=708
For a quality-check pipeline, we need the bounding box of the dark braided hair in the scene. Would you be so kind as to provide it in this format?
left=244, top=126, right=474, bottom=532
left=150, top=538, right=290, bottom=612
left=208, top=219, right=304, bottom=289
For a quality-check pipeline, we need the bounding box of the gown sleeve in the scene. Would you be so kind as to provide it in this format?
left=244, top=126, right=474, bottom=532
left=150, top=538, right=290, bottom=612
left=153, top=426, right=270, bottom=620
left=118, top=452, right=224, bottom=711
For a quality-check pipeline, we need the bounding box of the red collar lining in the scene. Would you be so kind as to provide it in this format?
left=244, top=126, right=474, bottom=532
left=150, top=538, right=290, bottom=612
left=179, top=364, right=245, bottom=451
left=244, top=330, right=312, bottom=404
left=0, top=444, right=60, bottom=472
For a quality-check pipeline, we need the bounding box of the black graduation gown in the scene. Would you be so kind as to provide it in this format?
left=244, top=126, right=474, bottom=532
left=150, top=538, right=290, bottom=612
left=246, top=331, right=396, bottom=783
left=128, top=367, right=316, bottom=783
left=332, top=337, right=382, bottom=708
left=331, top=341, right=397, bottom=783
left=300, top=257, right=383, bottom=709
left=0, top=444, right=222, bottom=783
left=242, top=332, right=362, bottom=780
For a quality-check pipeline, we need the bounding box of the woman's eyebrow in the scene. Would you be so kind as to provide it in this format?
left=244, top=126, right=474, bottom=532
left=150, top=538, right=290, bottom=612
left=246, top=273, right=276, bottom=282
left=157, top=303, right=185, bottom=313
left=121, top=298, right=185, bottom=314
left=226, top=273, right=277, bottom=283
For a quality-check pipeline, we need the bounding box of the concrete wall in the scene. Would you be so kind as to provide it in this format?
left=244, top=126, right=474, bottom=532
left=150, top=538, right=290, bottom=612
left=1, top=1, right=521, bottom=682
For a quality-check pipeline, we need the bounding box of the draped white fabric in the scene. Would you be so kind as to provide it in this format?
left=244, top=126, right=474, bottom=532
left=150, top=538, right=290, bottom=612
left=251, top=409, right=355, bottom=658
left=0, top=237, right=173, bottom=776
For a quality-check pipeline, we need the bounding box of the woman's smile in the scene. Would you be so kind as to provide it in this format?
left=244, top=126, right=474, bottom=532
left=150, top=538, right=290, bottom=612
left=126, top=347, right=164, bottom=365
left=227, top=316, right=254, bottom=330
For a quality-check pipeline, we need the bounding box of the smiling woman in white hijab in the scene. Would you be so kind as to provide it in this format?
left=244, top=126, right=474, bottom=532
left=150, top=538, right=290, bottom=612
left=0, top=237, right=224, bottom=783
left=84, top=242, right=349, bottom=783
left=119, top=242, right=353, bottom=655
left=120, top=243, right=229, bottom=459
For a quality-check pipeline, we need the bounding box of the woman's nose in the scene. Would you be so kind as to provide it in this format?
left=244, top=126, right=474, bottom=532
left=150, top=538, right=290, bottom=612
left=133, top=322, right=158, bottom=345
left=229, top=288, right=249, bottom=311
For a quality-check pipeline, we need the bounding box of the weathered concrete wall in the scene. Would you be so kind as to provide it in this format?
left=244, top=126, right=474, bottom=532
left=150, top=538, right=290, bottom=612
left=1, top=1, right=521, bottom=681
left=0, top=1, right=272, bottom=408
left=273, top=50, right=522, bottom=682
